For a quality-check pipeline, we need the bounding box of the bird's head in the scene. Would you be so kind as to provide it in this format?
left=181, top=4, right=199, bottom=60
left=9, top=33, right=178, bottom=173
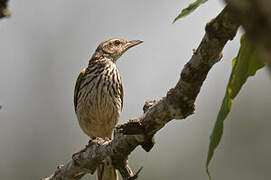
left=95, top=38, right=143, bottom=62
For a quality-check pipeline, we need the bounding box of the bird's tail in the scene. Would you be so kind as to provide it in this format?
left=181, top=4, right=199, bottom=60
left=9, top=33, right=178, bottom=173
left=97, top=164, right=118, bottom=180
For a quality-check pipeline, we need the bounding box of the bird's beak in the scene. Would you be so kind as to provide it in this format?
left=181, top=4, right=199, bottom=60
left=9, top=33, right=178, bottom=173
left=125, top=40, right=144, bottom=49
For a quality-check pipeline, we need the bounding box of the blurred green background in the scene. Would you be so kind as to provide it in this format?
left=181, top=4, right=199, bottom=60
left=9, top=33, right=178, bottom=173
left=0, top=0, right=270, bottom=179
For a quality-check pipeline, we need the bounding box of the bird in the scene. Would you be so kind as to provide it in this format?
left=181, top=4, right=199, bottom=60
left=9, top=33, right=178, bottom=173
left=73, top=38, right=143, bottom=180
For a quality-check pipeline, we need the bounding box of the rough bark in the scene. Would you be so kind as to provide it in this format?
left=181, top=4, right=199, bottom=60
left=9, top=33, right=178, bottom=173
left=42, top=6, right=240, bottom=180
left=226, top=0, right=271, bottom=66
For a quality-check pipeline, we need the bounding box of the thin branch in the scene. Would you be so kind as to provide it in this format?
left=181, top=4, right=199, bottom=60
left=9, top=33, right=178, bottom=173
left=42, top=5, right=240, bottom=180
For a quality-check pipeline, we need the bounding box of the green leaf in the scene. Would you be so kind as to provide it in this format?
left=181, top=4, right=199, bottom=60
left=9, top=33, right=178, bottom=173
left=206, top=34, right=265, bottom=178
left=173, top=0, right=208, bottom=23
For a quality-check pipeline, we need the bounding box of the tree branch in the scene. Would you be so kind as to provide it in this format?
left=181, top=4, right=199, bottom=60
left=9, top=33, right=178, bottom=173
left=0, top=0, right=10, bottom=19
left=226, top=0, right=271, bottom=65
left=42, top=5, right=240, bottom=180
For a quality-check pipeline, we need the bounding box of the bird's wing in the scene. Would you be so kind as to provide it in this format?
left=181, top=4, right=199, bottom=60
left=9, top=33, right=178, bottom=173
left=74, top=68, right=86, bottom=112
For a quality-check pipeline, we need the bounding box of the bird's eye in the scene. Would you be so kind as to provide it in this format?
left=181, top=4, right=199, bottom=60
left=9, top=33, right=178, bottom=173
left=114, top=40, right=121, bottom=46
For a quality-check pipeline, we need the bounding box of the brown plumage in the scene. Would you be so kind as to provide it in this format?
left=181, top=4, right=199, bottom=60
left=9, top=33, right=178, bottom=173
left=74, top=38, right=143, bottom=180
